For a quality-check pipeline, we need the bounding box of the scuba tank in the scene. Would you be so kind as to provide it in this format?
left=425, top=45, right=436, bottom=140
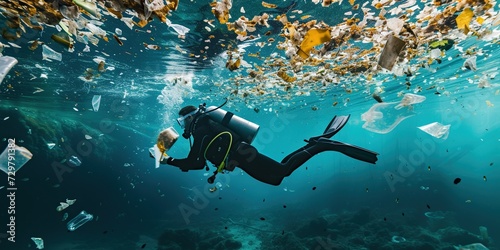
left=205, top=106, right=260, bottom=144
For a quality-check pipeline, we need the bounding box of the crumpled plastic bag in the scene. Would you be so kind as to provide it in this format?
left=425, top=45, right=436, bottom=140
left=361, top=102, right=416, bottom=134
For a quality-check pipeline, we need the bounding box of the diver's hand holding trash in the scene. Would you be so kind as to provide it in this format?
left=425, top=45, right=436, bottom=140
left=150, top=100, right=379, bottom=186
left=149, top=127, right=179, bottom=168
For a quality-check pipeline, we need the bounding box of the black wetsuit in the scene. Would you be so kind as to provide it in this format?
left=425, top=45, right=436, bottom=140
left=165, top=115, right=376, bottom=186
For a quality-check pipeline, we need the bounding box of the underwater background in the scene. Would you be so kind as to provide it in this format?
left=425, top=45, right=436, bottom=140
left=1, top=0, right=500, bottom=249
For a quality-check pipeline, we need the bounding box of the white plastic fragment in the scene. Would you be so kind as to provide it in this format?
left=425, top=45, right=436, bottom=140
left=68, top=155, right=82, bottom=166
left=8, top=42, right=21, bottom=49
left=149, top=144, right=164, bottom=169
left=418, top=122, right=450, bottom=139
left=0, top=56, right=18, bottom=84
left=31, top=237, right=44, bottom=249
left=121, top=17, right=134, bottom=30
left=42, top=45, right=62, bottom=61
left=85, top=135, right=92, bottom=140
left=463, top=56, right=477, bottom=70
left=47, top=143, right=56, bottom=149
left=430, top=48, right=441, bottom=59
left=56, top=202, right=69, bottom=211
left=115, top=28, right=122, bottom=35
left=386, top=18, right=404, bottom=34
left=66, top=198, right=76, bottom=205
left=92, top=95, right=101, bottom=112
left=169, top=23, right=190, bottom=36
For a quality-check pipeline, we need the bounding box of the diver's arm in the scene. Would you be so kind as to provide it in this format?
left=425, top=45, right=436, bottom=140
left=163, top=133, right=209, bottom=172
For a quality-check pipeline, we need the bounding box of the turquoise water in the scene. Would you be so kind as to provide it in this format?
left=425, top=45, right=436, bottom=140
left=1, top=0, right=500, bottom=249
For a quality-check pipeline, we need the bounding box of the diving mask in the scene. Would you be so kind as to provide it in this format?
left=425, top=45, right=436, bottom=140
left=176, top=108, right=199, bottom=129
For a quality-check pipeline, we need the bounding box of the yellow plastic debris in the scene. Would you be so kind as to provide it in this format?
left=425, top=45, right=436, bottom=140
left=226, top=58, right=241, bottom=71
left=456, top=8, right=473, bottom=34
left=277, top=71, right=296, bottom=82
left=477, top=16, right=484, bottom=25
left=262, top=1, right=277, bottom=8
left=297, top=28, right=331, bottom=59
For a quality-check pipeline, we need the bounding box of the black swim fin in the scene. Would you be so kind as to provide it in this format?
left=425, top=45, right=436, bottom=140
left=319, top=138, right=379, bottom=164
left=308, top=115, right=350, bottom=142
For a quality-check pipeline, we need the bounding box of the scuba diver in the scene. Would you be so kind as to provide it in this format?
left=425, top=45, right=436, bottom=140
left=153, top=100, right=378, bottom=186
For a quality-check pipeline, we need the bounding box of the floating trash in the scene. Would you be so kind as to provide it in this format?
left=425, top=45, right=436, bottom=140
left=168, top=22, right=190, bottom=37
left=395, top=93, right=426, bottom=110
left=0, top=56, right=18, bottom=84
left=463, top=56, right=477, bottom=70
left=418, top=122, right=451, bottom=139
left=391, top=235, right=406, bottom=243
left=67, top=210, right=94, bottom=231
left=73, top=0, right=100, bottom=18
left=479, top=226, right=489, bottom=241
left=42, top=45, right=62, bottom=61
left=56, top=202, right=69, bottom=212
left=91, top=95, right=101, bottom=112
left=68, top=155, right=82, bottom=167
left=424, top=211, right=445, bottom=219
left=361, top=102, right=415, bottom=134
left=378, top=35, right=406, bottom=70
left=47, top=143, right=56, bottom=149
left=62, top=212, right=69, bottom=221
left=31, top=237, right=44, bottom=249
left=0, top=144, right=33, bottom=174
left=454, top=243, right=489, bottom=250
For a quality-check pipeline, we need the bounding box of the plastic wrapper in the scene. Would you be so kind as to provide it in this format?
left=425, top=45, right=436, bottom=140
left=418, top=122, right=450, bottom=139
left=42, top=45, right=62, bottom=61
left=0, top=144, right=33, bottom=174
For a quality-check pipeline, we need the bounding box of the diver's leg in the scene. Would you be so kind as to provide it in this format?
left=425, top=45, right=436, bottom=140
left=231, top=143, right=286, bottom=186
left=282, top=115, right=350, bottom=163
left=282, top=138, right=378, bottom=176
left=318, top=138, right=379, bottom=164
